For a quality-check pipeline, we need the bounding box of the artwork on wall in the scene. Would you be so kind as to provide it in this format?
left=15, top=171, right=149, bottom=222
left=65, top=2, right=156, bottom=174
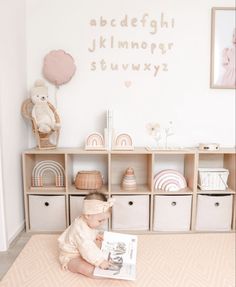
left=210, top=7, right=236, bottom=89
left=124, top=81, right=132, bottom=88
left=87, top=13, right=176, bottom=84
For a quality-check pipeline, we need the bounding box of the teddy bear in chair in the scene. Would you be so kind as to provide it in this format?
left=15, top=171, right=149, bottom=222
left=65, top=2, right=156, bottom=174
left=21, top=79, right=61, bottom=149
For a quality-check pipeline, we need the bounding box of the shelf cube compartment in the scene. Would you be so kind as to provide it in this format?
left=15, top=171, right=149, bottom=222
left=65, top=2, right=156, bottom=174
left=153, top=195, right=192, bottom=231
left=198, top=153, right=236, bottom=192
left=29, top=195, right=66, bottom=231
left=153, top=153, right=196, bottom=192
left=67, top=153, right=108, bottom=193
left=110, top=153, right=152, bottom=192
left=195, top=194, right=233, bottom=231
left=23, top=153, right=66, bottom=190
left=112, top=195, right=150, bottom=230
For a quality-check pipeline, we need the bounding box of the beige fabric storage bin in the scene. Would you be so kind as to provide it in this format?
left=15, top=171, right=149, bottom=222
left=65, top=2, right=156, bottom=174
left=196, top=194, right=233, bottom=231
left=29, top=195, right=66, bottom=231
left=70, top=196, right=85, bottom=223
left=153, top=195, right=192, bottom=231
left=112, top=195, right=149, bottom=230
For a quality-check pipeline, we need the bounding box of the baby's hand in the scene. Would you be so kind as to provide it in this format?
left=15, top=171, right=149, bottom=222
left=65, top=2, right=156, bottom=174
left=99, top=260, right=110, bottom=270
left=95, top=233, right=104, bottom=248
left=96, top=233, right=104, bottom=241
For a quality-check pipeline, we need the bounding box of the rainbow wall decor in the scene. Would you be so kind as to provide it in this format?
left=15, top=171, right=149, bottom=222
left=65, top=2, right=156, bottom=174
left=112, top=133, right=134, bottom=150
left=154, top=169, right=187, bottom=192
left=85, top=132, right=106, bottom=150
left=32, top=160, right=65, bottom=187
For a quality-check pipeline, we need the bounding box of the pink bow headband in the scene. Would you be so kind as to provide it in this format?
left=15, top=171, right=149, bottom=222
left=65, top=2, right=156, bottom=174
left=83, top=198, right=115, bottom=215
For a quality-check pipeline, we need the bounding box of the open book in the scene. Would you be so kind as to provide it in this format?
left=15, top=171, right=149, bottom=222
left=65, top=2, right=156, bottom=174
left=93, top=231, right=138, bottom=281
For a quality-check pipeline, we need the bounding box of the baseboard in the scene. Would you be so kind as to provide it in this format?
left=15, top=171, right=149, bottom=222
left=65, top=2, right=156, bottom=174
left=8, top=221, right=25, bottom=248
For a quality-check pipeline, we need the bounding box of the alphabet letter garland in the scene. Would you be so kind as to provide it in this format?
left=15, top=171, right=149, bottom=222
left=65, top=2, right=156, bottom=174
left=87, top=13, right=176, bottom=79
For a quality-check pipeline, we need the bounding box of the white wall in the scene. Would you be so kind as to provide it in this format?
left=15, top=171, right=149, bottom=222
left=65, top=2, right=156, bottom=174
left=0, top=142, right=7, bottom=251
left=0, top=0, right=28, bottom=250
left=26, top=0, right=235, bottom=149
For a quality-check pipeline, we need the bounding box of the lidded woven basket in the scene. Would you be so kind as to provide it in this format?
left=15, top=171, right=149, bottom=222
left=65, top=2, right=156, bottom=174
left=75, top=170, right=103, bottom=190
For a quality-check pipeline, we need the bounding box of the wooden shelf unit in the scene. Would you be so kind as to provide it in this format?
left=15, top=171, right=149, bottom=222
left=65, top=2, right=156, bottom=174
left=22, top=147, right=236, bottom=233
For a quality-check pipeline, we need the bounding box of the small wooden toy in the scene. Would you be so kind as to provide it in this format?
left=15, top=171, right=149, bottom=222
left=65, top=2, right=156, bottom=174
left=112, top=133, right=134, bottom=150
left=85, top=132, right=106, bottom=150
left=153, top=169, right=187, bottom=192
left=32, top=160, right=65, bottom=187
left=121, top=167, right=137, bottom=190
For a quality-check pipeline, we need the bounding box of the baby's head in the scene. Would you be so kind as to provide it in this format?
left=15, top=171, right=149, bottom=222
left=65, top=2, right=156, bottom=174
left=82, top=191, right=115, bottom=229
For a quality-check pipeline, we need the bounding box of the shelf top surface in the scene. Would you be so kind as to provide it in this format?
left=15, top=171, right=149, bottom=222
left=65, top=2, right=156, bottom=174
left=23, top=147, right=153, bottom=154
left=23, top=147, right=236, bottom=155
left=198, top=148, right=236, bottom=154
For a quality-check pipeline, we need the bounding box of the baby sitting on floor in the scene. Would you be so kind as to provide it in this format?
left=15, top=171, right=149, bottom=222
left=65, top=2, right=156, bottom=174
left=58, top=191, right=115, bottom=278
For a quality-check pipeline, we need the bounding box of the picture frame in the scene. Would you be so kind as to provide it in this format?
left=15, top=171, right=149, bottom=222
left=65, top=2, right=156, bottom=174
left=210, top=7, right=236, bottom=89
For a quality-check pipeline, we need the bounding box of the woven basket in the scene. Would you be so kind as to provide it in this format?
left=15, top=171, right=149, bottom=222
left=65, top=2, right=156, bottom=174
left=198, top=168, right=229, bottom=191
left=75, top=171, right=103, bottom=190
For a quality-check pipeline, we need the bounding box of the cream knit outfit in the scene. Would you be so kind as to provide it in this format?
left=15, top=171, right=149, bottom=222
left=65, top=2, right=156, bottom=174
left=58, top=216, right=105, bottom=270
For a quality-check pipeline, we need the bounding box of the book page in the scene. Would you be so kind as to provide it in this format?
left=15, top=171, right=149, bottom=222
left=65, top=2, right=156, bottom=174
left=93, top=231, right=138, bottom=281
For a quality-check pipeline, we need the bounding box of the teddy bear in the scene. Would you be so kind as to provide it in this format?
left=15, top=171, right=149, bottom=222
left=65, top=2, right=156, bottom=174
left=31, top=79, right=60, bottom=133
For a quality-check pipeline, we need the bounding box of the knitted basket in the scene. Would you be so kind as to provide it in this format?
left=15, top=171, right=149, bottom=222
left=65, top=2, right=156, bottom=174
left=75, top=171, right=103, bottom=190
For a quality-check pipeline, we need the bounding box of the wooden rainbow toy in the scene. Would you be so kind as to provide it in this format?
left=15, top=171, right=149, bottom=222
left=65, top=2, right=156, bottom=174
left=112, top=133, right=134, bottom=150
left=153, top=169, right=187, bottom=192
left=85, top=132, right=106, bottom=150
left=32, top=160, right=65, bottom=187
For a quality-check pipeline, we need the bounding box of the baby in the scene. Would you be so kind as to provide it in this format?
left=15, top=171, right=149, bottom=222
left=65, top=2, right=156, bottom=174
left=58, top=191, right=115, bottom=278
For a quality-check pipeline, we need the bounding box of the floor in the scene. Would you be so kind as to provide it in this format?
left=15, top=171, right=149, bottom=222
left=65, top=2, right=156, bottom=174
left=0, top=233, right=235, bottom=287
left=0, top=231, right=31, bottom=280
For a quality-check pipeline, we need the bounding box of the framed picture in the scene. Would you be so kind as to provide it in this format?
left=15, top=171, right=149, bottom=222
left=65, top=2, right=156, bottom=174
left=210, top=7, right=236, bottom=89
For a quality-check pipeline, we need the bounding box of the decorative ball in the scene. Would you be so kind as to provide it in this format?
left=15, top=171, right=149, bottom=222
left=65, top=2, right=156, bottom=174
left=43, top=50, right=76, bottom=87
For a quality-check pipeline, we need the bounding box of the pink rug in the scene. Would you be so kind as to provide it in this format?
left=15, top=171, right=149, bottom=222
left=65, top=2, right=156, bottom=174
left=0, top=233, right=235, bottom=287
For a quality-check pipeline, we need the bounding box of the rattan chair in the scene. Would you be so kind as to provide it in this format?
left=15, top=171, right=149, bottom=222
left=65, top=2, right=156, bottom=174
left=21, top=98, right=60, bottom=149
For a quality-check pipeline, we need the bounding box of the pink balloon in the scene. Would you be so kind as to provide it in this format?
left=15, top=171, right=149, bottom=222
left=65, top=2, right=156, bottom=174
left=43, top=50, right=76, bottom=86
